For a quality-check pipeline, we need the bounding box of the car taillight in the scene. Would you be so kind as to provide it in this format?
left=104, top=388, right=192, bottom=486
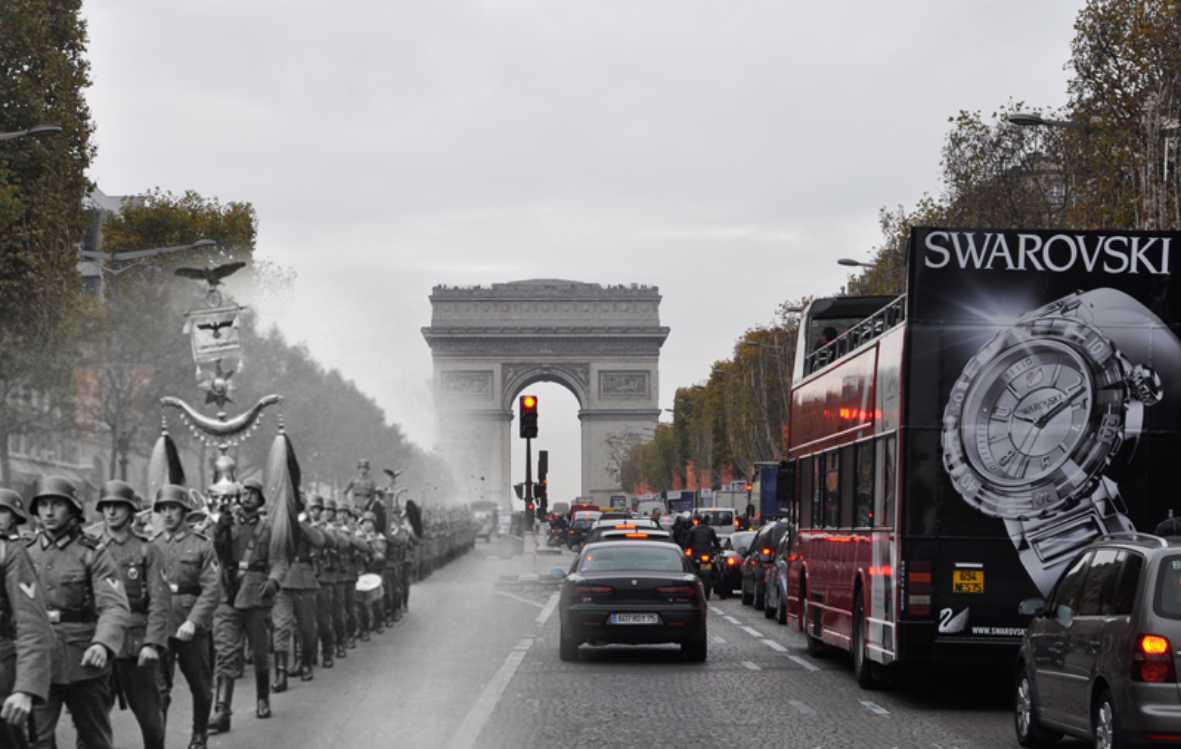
left=655, top=585, right=697, bottom=603
left=624, top=533, right=649, bottom=539
left=762, top=547, right=772, bottom=556
left=700, top=554, right=711, bottom=562
left=1134, top=634, right=1176, bottom=683
left=575, top=586, right=613, bottom=602
left=684, top=547, right=692, bottom=556
left=906, top=560, right=932, bottom=617
left=726, top=557, right=737, bottom=567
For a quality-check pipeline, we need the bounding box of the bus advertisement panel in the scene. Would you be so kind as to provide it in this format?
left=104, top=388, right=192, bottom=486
left=904, top=227, right=1181, bottom=650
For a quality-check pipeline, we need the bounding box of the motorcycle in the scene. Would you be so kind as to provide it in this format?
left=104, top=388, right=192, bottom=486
left=686, top=547, right=717, bottom=601
left=546, top=524, right=565, bottom=547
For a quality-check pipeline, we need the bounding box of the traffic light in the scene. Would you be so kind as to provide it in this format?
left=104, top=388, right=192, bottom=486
left=519, top=394, right=539, bottom=439
left=513, top=483, right=525, bottom=500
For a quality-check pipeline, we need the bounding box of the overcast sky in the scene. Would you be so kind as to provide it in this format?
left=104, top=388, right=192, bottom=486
left=83, top=1, right=1083, bottom=502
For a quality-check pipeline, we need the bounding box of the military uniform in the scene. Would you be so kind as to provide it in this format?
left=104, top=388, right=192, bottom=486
left=211, top=485, right=288, bottom=730
left=382, top=522, right=403, bottom=626
left=153, top=484, right=220, bottom=749
left=0, top=528, right=53, bottom=749
left=95, top=480, right=172, bottom=749
left=344, top=460, right=377, bottom=517
left=307, top=497, right=337, bottom=668
left=360, top=515, right=386, bottom=635
left=331, top=509, right=362, bottom=648
left=271, top=520, right=324, bottom=690
left=26, top=476, right=131, bottom=749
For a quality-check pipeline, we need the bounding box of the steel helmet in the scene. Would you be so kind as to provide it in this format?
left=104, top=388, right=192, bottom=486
left=154, top=484, right=196, bottom=513
left=325, top=498, right=338, bottom=512
left=242, top=478, right=264, bottom=495
left=357, top=459, right=370, bottom=469
left=97, top=480, right=139, bottom=511
left=32, top=475, right=83, bottom=515
left=308, top=494, right=324, bottom=510
left=0, top=488, right=29, bottom=524
left=361, top=511, right=377, bottom=524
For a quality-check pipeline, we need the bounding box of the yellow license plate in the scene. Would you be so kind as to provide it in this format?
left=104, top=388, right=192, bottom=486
left=953, top=569, right=984, bottom=594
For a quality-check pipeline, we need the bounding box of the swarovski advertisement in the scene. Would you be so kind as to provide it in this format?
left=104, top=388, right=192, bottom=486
left=905, top=227, right=1181, bottom=638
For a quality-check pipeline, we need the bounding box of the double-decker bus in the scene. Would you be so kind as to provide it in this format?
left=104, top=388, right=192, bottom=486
left=784, top=227, right=1181, bottom=687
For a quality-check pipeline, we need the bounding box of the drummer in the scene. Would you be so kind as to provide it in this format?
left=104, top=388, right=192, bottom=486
left=359, top=512, right=387, bottom=636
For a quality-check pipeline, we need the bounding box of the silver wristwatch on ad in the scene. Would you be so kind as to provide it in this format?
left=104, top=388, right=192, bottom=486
left=941, top=288, right=1167, bottom=597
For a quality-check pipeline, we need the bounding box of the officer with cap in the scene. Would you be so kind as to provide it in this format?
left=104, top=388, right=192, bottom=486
left=95, top=480, right=171, bottom=749
left=0, top=489, right=30, bottom=541
left=322, top=499, right=349, bottom=659
left=26, top=475, right=130, bottom=749
left=271, top=494, right=324, bottom=692
left=211, top=477, right=287, bottom=732
left=0, top=492, right=53, bottom=749
left=153, top=484, right=220, bottom=749
left=343, top=460, right=376, bottom=517
left=305, top=495, right=337, bottom=668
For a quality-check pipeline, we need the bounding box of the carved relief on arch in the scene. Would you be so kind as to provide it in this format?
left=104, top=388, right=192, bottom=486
left=500, top=362, right=590, bottom=409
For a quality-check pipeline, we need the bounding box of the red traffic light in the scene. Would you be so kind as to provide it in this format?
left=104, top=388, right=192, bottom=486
left=745, top=482, right=753, bottom=492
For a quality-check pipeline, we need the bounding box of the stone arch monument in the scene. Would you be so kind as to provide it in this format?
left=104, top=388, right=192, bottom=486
left=422, top=280, right=670, bottom=507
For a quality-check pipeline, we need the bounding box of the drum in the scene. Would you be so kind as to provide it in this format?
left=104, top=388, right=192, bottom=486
left=356, top=573, right=384, bottom=604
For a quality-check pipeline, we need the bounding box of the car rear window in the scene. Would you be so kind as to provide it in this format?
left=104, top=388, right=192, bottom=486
left=700, top=510, right=734, bottom=526
left=1154, top=555, right=1181, bottom=619
left=580, top=546, right=685, bottom=573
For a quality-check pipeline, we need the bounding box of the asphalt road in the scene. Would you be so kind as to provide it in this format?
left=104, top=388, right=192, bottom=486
left=52, top=540, right=1085, bottom=748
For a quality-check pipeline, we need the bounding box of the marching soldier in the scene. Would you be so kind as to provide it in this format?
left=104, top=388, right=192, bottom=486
left=332, top=503, right=362, bottom=647
left=343, top=460, right=377, bottom=517
left=210, top=478, right=287, bottom=733
left=26, top=475, right=130, bottom=749
left=359, top=512, right=385, bottom=635
left=381, top=511, right=403, bottom=627
left=95, top=480, right=172, bottom=749
left=305, top=496, right=336, bottom=668
left=0, top=489, right=31, bottom=541
left=153, top=484, right=220, bottom=749
left=0, top=501, right=53, bottom=749
left=271, top=496, right=324, bottom=691
left=321, top=499, right=349, bottom=660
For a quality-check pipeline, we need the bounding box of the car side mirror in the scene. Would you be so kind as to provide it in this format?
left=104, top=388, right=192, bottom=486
left=550, top=567, right=566, bottom=579
left=1018, top=597, right=1046, bottom=617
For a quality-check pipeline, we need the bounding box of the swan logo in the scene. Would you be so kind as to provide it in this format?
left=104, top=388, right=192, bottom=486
left=938, top=607, right=970, bottom=634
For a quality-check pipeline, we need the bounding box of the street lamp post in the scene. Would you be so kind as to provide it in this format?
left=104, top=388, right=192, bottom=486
left=837, top=257, right=876, bottom=268
left=0, top=125, right=63, bottom=143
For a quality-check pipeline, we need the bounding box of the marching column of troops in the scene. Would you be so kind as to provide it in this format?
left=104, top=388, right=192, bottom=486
left=0, top=460, right=477, bottom=749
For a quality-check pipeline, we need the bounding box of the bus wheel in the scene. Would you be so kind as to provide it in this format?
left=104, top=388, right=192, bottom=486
left=853, top=594, right=882, bottom=689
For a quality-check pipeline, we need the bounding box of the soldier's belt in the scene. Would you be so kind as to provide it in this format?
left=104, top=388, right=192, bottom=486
left=238, top=561, right=269, bottom=572
left=47, top=609, right=96, bottom=624
left=129, top=600, right=148, bottom=615
left=169, top=584, right=202, bottom=596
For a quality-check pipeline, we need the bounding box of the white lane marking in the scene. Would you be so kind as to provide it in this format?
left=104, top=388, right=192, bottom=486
left=787, top=654, right=820, bottom=672
left=860, top=700, right=890, bottom=716
left=762, top=639, right=788, bottom=653
left=723, top=616, right=741, bottom=625
left=535, top=592, right=560, bottom=626
left=740, top=660, right=761, bottom=671
left=445, top=640, right=533, bottom=749
left=788, top=699, right=817, bottom=717
left=711, top=636, right=727, bottom=645
left=710, top=605, right=724, bottom=615
left=495, top=591, right=546, bottom=609
left=741, top=625, right=764, bottom=639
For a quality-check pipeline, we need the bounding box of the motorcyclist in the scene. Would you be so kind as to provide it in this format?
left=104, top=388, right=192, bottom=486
left=672, top=515, right=690, bottom=547
left=547, top=514, right=568, bottom=545
left=686, top=514, right=719, bottom=556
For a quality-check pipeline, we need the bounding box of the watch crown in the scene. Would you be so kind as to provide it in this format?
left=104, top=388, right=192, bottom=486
left=1129, top=364, right=1164, bottom=406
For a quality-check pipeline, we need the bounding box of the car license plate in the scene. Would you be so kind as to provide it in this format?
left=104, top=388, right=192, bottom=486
left=952, top=569, right=984, bottom=594
left=609, top=612, right=661, bottom=625
left=700, top=563, right=712, bottom=571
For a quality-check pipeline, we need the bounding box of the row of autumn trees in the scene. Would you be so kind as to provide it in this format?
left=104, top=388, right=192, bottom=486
left=621, top=0, right=1180, bottom=494
left=0, top=3, right=451, bottom=501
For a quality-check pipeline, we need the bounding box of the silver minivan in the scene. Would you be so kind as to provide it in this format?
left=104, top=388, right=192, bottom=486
left=1015, top=533, right=1181, bottom=748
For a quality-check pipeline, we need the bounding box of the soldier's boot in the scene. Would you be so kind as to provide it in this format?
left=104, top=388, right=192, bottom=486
left=373, top=606, right=384, bottom=635
left=348, top=632, right=357, bottom=649
left=335, top=640, right=347, bottom=659
left=272, top=651, right=288, bottom=693
left=288, top=640, right=302, bottom=679
left=300, top=650, right=314, bottom=682
left=208, top=677, right=234, bottom=734
left=187, top=729, right=208, bottom=749
left=255, top=669, right=271, bottom=719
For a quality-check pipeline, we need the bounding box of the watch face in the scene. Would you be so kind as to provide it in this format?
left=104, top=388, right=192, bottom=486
left=941, top=315, right=1131, bottom=520
left=960, top=340, right=1092, bottom=487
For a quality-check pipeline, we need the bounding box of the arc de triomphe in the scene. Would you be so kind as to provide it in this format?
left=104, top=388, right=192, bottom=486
left=422, top=280, right=669, bottom=508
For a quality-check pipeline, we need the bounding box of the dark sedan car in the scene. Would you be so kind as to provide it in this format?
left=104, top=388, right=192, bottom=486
left=741, top=520, right=790, bottom=609
left=715, top=530, right=756, bottom=598
left=559, top=540, right=708, bottom=662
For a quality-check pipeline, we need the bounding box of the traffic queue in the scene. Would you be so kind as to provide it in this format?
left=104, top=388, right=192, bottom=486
left=0, top=471, right=477, bottom=749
